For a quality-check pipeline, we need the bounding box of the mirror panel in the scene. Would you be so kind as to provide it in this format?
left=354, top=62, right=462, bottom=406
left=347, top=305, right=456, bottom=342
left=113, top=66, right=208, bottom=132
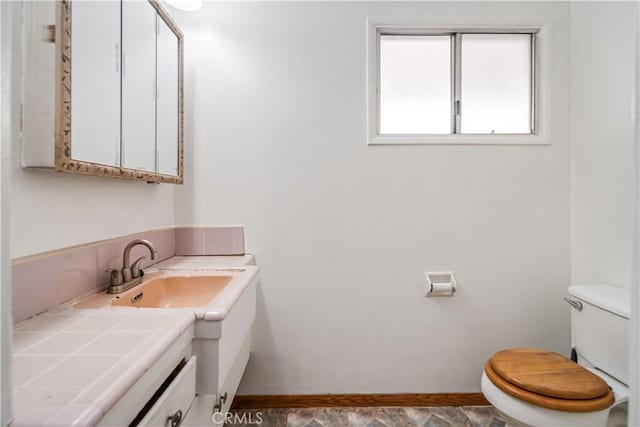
left=70, top=0, right=121, bottom=166
left=121, top=0, right=157, bottom=172
left=156, top=14, right=180, bottom=177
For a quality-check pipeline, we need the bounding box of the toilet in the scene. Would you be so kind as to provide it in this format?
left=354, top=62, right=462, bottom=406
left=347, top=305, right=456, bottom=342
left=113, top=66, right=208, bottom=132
left=481, top=284, right=629, bottom=427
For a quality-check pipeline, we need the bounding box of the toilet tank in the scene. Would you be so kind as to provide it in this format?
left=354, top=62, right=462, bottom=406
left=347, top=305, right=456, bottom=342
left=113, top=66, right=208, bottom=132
left=567, top=284, right=630, bottom=385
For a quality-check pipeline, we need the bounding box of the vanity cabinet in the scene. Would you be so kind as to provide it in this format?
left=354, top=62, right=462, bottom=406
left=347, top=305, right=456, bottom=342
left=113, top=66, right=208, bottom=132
left=184, top=277, right=257, bottom=426
left=99, top=276, right=258, bottom=426
left=99, top=327, right=195, bottom=426
left=21, top=0, right=183, bottom=183
left=138, top=356, right=197, bottom=426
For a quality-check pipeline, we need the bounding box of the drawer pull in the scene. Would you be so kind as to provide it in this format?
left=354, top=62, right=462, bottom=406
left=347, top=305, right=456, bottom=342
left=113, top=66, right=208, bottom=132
left=167, top=410, right=182, bottom=427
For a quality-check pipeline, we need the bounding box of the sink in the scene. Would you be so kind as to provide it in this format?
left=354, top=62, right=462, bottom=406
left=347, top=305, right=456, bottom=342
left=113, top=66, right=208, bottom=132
left=111, top=275, right=233, bottom=308
left=72, top=268, right=254, bottom=314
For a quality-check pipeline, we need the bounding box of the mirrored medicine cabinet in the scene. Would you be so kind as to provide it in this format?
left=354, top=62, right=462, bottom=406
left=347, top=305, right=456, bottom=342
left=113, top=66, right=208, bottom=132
left=21, top=0, right=184, bottom=184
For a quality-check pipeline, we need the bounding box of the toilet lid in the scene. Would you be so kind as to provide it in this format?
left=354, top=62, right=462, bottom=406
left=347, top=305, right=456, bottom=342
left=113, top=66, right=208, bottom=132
left=485, top=361, right=615, bottom=412
left=490, top=348, right=610, bottom=400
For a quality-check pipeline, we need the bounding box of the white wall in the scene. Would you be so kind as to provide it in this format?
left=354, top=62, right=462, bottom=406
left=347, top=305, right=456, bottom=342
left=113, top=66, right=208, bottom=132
left=632, top=1, right=640, bottom=417
left=568, top=2, right=640, bottom=423
left=631, top=12, right=639, bottom=421
left=11, top=173, right=175, bottom=258
left=570, top=4, right=638, bottom=418
left=9, top=2, right=176, bottom=259
left=1, top=2, right=12, bottom=425
left=570, top=2, right=638, bottom=290
left=176, top=1, right=572, bottom=393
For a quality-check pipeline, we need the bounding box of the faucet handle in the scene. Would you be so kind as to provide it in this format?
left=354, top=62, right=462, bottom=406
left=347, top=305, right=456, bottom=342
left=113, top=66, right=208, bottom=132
left=106, top=268, right=123, bottom=286
left=131, top=257, right=146, bottom=279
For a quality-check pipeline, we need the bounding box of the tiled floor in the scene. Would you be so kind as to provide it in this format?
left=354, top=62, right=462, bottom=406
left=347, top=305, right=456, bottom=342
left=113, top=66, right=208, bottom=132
left=226, top=406, right=505, bottom=427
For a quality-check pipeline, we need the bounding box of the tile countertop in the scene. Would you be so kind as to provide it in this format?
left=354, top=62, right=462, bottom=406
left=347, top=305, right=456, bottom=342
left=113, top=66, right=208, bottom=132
left=12, top=255, right=256, bottom=427
left=153, top=254, right=256, bottom=270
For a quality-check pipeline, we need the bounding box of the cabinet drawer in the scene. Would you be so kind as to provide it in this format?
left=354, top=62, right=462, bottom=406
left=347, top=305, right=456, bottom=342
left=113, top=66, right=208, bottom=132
left=138, top=356, right=196, bottom=426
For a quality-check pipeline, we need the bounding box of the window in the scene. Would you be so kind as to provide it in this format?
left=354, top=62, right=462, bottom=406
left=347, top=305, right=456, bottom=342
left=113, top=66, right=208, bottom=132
left=373, top=29, right=538, bottom=141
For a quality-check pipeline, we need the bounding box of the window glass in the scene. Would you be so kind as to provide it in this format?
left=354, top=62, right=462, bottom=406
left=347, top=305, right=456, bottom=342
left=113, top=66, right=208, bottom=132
left=379, top=35, right=451, bottom=134
left=460, top=34, right=532, bottom=134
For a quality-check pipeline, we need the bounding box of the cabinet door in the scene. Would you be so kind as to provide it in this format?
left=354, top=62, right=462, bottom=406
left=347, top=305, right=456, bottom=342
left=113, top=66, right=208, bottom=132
left=70, top=1, right=121, bottom=166
left=138, top=356, right=196, bottom=426
left=121, top=1, right=157, bottom=172
left=156, top=15, right=180, bottom=177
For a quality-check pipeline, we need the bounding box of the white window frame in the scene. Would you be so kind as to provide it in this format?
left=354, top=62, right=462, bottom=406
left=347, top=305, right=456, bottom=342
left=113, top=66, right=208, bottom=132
left=367, top=22, right=552, bottom=145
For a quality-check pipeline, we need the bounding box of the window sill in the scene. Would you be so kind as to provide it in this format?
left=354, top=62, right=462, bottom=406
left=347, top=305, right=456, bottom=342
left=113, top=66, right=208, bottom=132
left=368, top=134, right=550, bottom=146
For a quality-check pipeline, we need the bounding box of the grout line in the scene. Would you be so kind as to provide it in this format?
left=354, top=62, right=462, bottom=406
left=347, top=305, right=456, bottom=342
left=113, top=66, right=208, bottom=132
left=50, top=314, right=193, bottom=422
left=14, top=314, right=90, bottom=348
left=16, top=314, right=132, bottom=385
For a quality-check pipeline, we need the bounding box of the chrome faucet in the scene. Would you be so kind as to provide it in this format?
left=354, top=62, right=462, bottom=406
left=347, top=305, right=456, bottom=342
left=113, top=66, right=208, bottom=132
left=106, top=239, right=159, bottom=294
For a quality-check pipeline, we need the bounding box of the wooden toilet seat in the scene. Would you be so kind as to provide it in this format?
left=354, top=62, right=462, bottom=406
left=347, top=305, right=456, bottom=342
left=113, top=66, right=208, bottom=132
left=485, top=348, right=615, bottom=413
